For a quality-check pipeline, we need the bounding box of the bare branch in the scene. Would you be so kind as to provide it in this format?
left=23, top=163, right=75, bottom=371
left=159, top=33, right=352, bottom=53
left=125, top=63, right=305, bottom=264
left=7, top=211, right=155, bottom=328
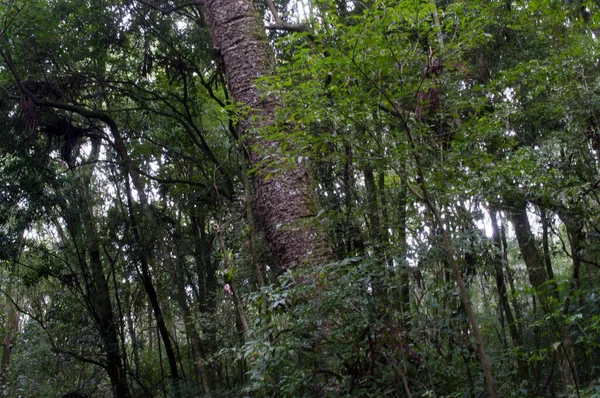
left=135, top=0, right=203, bottom=14
left=263, top=0, right=310, bottom=33
left=265, top=23, right=310, bottom=33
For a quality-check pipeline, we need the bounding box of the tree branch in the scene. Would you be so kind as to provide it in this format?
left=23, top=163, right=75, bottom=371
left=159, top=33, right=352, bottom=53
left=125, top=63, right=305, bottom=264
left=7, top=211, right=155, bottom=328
left=135, top=0, right=203, bottom=14
left=263, top=0, right=310, bottom=32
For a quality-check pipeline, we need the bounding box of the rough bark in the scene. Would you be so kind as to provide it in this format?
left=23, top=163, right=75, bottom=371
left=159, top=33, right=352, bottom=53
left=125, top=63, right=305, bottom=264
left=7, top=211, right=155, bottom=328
left=202, top=0, right=331, bottom=273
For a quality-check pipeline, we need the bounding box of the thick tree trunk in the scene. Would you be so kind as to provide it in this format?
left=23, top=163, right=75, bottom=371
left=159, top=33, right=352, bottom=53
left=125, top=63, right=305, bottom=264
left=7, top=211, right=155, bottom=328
left=202, top=0, right=331, bottom=272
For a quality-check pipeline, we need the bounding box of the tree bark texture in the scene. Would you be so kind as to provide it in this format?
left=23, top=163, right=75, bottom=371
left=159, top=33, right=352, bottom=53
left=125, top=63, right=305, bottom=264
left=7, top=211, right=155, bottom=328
left=202, top=0, right=331, bottom=272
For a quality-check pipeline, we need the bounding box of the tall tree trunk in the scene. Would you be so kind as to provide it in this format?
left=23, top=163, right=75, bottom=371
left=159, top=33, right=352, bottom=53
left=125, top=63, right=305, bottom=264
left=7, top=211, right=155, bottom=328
left=202, top=0, right=331, bottom=273
left=107, top=117, right=181, bottom=394
left=507, top=200, right=579, bottom=389
left=500, top=216, right=523, bottom=335
left=396, top=172, right=410, bottom=323
left=1, top=256, right=18, bottom=386
left=363, top=163, right=382, bottom=248
left=83, top=213, right=131, bottom=398
left=71, top=142, right=130, bottom=398
left=490, top=209, right=520, bottom=346
left=162, top=239, right=212, bottom=396
left=190, top=208, right=218, bottom=361
left=490, top=208, right=527, bottom=379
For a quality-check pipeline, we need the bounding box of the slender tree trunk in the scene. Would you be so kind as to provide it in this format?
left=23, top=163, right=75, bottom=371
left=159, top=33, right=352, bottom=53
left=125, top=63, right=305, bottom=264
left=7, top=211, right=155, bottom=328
left=408, top=147, right=497, bottom=396
left=540, top=207, right=559, bottom=299
left=163, top=243, right=212, bottom=396
left=189, top=208, right=219, bottom=360
left=125, top=286, right=140, bottom=380
left=74, top=142, right=130, bottom=398
left=1, top=258, right=18, bottom=386
left=107, top=119, right=181, bottom=394
left=363, top=163, right=382, bottom=248
left=490, top=209, right=520, bottom=346
left=508, top=202, right=550, bottom=300
left=202, top=0, right=331, bottom=273
left=490, top=208, right=527, bottom=380
left=396, top=174, right=410, bottom=322
left=508, top=200, right=579, bottom=389
left=500, top=216, right=524, bottom=335
left=215, top=226, right=250, bottom=338
left=343, top=143, right=363, bottom=255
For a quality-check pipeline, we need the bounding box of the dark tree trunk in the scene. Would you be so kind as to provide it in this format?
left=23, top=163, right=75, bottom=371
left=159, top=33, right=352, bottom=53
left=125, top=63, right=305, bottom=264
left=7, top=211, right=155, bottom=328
left=490, top=208, right=526, bottom=379
left=162, top=240, right=212, bottom=396
left=363, top=163, right=381, bottom=248
left=397, top=177, right=410, bottom=320
left=508, top=202, right=550, bottom=299
left=490, top=209, right=520, bottom=343
left=190, top=208, right=218, bottom=359
left=108, top=119, right=181, bottom=394
left=66, top=143, right=130, bottom=398
left=507, top=200, right=579, bottom=388
left=202, top=0, right=331, bottom=272
left=0, top=258, right=18, bottom=386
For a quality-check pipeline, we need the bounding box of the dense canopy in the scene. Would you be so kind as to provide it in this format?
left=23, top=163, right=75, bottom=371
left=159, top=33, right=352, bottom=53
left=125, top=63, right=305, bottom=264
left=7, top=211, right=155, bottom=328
left=0, top=0, right=599, bottom=397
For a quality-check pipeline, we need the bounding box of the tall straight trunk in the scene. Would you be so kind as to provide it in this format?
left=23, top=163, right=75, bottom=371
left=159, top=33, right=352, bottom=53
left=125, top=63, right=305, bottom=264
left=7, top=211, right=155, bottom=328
left=363, top=163, right=382, bottom=248
left=1, top=257, right=18, bottom=385
left=490, top=209, right=520, bottom=347
left=343, top=143, right=363, bottom=255
left=106, top=116, right=181, bottom=393
left=189, top=208, right=218, bottom=358
left=508, top=202, right=550, bottom=301
left=162, top=240, right=212, bottom=396
left=500, top=216, right=523, bottom=334
left=540, top=207, right=559, bottom=300
left=490, top=208, right=527, bottom=379
left=396, top=175, right=410, bottom=320
left=202, top=0, right=331, bottom=272
left=84, top=214, right=131, bottom=398
left=508, top=200, right=579, bottom=389
left=72, top=142, right=130, bottom=398
left=407, top=154, right=497, bottom=396
left=124, top=285, right=140, bottom=380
